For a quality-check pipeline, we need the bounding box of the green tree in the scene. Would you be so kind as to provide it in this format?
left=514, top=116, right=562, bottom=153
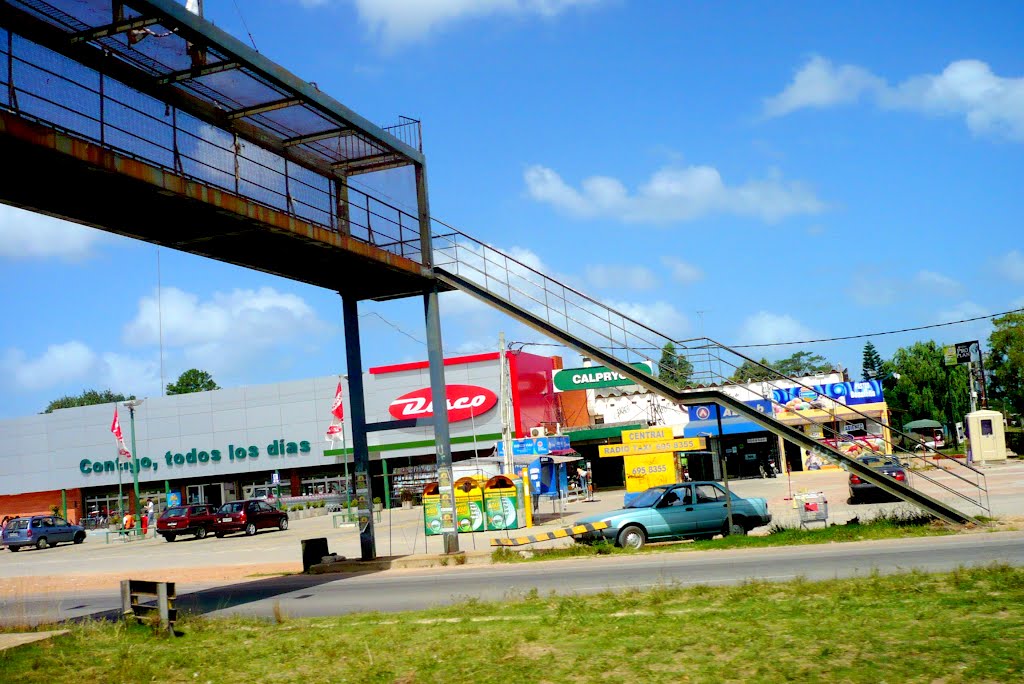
left=773, top=351, right=835, bottom=377
left=861, top=341, right=883, bottom=380
left=987, top=312, right=1024, bottom=417
left=728, top=357, right=775, bottom=383
left=880, top=341, right=969, bottom=433
left=658, top=342, right=694, bottom=388
left=166, top=368, right=220, bottom=395
left=44, top=389, right=134, bottom=413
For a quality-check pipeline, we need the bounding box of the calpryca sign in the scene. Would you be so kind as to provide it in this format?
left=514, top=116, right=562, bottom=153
left=388, top=385, right=498, bottom=422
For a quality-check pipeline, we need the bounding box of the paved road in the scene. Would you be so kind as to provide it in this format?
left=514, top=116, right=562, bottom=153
left=5, top=531, right=1022, bottom=626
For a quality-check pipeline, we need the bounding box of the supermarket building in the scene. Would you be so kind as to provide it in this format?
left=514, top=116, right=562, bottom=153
left=0, top=351, right=559, bottom=521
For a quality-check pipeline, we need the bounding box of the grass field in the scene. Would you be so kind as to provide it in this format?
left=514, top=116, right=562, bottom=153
left=2, top=564, right=1022, bottom=683
left=494, top=509, right=956, bottom=563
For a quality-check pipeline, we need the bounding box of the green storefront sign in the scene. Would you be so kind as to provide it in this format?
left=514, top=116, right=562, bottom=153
left=553, top=361, right=653, bottom=391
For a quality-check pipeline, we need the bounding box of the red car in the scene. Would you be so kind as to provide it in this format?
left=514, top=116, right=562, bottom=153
left=212, top=499, right=289, bottom=537
left=157, top=504, right=217, bottom=542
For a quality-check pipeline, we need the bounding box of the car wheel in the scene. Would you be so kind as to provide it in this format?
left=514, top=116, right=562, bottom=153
left=195, top=527, right=208, bottom=540
left=74, top=532, right=85, bottom=544
left=164, top=533, right=176, bottom=542
left=279, top=517, right=288, bottom=531
left=215, top=531, right=225, bottom=538
left=36, top=537, right=49, bottom=550
left=847, top=495, right=859, bottom=505
left=723, top=519, right=746, bottom=537
left=244, top=522, right=257, bottom=536
left=617, top=524, right=646, bottom=550
left=9, top=546, right=20, bottom=552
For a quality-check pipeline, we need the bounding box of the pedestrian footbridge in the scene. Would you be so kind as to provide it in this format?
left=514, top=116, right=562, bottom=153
left=0, top=1, right=987, bottom=537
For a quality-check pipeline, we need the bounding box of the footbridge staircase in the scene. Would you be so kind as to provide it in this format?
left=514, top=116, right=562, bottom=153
left=430, top=226, right=990, bottom=526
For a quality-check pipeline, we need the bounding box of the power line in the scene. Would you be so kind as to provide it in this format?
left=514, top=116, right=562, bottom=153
left=731, top=307, right=1023, bottom=349
left=507, top=307, right=1023, bottom=352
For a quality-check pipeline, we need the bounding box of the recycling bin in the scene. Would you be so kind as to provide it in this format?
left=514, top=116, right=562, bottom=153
left=483, top=474, right=524, bottom=530
left=453, top=476, right=486, bottom=533
left=421, top=482, right=443, bottom=536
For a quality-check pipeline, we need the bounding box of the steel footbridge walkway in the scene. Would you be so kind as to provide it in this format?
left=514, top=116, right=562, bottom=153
left=0, top=0, right=987, bottom=527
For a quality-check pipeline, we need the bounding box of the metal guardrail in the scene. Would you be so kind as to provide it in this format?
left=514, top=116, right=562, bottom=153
left=0, top=24, right=424, bottom=261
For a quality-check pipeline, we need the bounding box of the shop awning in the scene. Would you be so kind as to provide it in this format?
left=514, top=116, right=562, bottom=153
left=564, top=424, right=643, bottom=442
left=513, top=453, right=581, bottom=466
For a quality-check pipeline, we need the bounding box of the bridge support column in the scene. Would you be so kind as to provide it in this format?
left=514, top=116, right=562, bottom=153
left=342, top=294, right=376, bottom=561
left=424, top=285, right=459, bottom=554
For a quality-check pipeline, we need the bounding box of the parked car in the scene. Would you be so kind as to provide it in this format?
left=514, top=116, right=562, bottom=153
left=212, top=499, right=288, bottom=537
left=157, top=504, right=218, bottom=542
left=2, top=515, right=86, bottom=551
left=574, top=481, right=772, bottom=550
left=848, top=455, right=908, bottom=504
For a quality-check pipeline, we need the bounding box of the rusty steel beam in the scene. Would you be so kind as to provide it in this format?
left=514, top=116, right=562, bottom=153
left=156, top=60, right=240, bottom=85
left=69, top=16, right=161, bottom=44
left=0, top=111, right=430, bottom=288
left=227, top=97, right=303, bottom=120
left=283, top=128, right=356, bottom=147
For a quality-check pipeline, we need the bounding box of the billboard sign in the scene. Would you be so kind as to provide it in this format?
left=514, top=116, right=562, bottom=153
left=553, top=361, right=653, bottom=392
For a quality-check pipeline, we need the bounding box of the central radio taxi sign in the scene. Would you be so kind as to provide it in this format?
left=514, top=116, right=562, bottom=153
left=599, top=437, right=706, bottom=458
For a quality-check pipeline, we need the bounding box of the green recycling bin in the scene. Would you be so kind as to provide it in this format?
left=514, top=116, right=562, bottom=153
left=422, top=482, right=443, bottom=536
left=454, top=477, right=485, bottom=533
left=483, top=474, right=523, bottom=530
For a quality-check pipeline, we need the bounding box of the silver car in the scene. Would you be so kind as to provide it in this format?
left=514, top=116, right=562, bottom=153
left=2, top=515, right=86, bottom=551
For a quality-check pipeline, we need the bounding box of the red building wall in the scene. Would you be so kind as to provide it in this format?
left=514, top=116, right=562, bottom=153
left=0, top=488, right=82, bottom=522
left=509, top=351, right=557, bottom=437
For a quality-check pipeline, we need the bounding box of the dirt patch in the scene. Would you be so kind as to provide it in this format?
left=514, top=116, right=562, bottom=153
left=0, top=562, right=302, bottom=598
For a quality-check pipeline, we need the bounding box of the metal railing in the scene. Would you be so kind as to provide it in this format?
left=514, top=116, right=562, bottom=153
left=0, top=27, right=424, bottom=261
left=431, top=223, right=989, bottom=516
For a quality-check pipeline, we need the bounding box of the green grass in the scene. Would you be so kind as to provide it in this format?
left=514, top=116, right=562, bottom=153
left=2, top=565, right=1022, bottom=683
left=493, top=509, right=953, bottom=563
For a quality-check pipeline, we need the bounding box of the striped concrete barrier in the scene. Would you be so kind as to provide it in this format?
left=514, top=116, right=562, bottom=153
left=490, top=521, right=609, bottom=547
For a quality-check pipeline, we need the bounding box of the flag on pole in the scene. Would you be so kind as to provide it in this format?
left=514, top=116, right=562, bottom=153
left=111, top=407, right=132, bottom=460
left=111, top=407, right=123, bottom=441
left=326, top=381, right=346, bottom=442
left=331, top=382, right=344, bottom=421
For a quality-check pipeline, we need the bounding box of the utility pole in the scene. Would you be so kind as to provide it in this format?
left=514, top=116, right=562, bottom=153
left=716, top=407, right=735, bottom=534
left=498, top=332, right=515, bottom=474
left=125, top=399, right=144, bottom=536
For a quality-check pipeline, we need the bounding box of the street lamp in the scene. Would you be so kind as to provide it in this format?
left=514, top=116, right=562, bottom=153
left=124, top=399, right=144, bottom=536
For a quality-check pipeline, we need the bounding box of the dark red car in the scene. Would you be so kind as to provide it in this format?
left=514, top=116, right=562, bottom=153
left=157, top=504, right=218, bottom=542
left=212, top=499, right=289, bottom=537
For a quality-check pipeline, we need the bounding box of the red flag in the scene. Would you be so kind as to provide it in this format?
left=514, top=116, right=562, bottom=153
left=111, top=407, right=123, bottom=441
left=331, top=382, right=345, bottom=421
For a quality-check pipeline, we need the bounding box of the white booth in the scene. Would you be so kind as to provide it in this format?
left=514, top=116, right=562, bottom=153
left=965, top=410, right=1007, bottom=464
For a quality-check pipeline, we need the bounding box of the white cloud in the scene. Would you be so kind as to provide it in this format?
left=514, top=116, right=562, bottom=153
left=0, top=206, right=101, bottom=260
left=122, top=286, right=329, bottom=374
left=915, top=270, right=962, bottom=295
left=765, top=56, right=1024, bottom=142
left=995, top=250, right=1024, bottom=282
left=347, top=0, right=601, bottom=47
left=525, top=164, right=825, bottom=224
left=737, top=311, right=815, bottom=347
left=585, top=264, right=657, bottom=291
left=604, top=300, right=689, bottom=338
left=764, top=56, right=884, bottom=117
left=661, top=257, right=703, bottom=284
left=1, top=341, right=97, bottom=391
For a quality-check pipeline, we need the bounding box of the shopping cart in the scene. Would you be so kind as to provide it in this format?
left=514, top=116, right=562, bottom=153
left=795, top=492, right=829, bottom=529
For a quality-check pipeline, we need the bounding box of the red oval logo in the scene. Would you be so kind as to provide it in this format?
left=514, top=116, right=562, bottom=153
left=388, top=385, right=498, bottom=422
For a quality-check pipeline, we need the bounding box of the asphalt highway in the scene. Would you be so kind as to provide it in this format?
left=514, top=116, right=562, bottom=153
left=5, top=531, right=1022, bottom=625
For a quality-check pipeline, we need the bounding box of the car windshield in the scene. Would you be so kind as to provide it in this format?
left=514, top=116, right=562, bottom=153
left=163, top=507, right=187, bottom=517
left=625, top=487, right=668, bottom=508
left=219, top=502, right=244, bottom=514
left=858, top=455, right=900, bottom=466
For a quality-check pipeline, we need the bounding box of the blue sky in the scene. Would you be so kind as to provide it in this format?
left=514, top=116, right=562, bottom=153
left=1, top=0, right=1023, bottom=417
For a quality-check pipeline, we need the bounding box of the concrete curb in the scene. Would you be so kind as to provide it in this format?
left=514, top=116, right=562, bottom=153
left=308, top=549, right=493, bottom=574
left=0, top=630, right=69, bottom=652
